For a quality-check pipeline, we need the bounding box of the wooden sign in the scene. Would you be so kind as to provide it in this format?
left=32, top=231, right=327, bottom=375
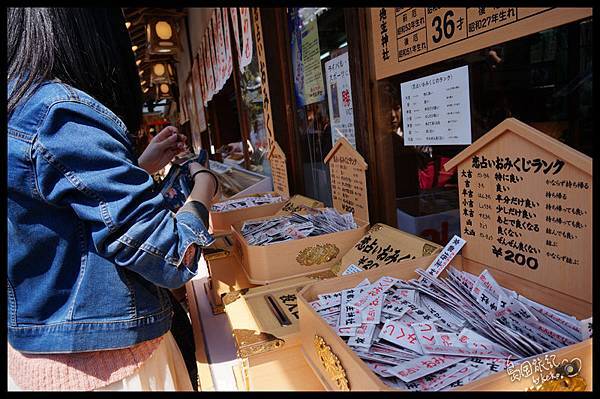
left=276, top=195, right=324, bottom=216
left=252, top=8, right=275, bottom=151
left=444, top=118, right=592, bottom=302
left=370, top=8, right=592, bottom=80
left=331, top=223, right=442, bottom=276
left=267, top=141, right=290, bottom=198
left=191, top=56, right=207, bottom=133
left=324, top=136, right=369, bottom=223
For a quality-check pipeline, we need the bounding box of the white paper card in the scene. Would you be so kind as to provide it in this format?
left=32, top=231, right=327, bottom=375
left=401, top=65, right=472, bottom=146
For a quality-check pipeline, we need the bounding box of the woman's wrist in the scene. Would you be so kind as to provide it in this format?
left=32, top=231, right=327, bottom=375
left=191, top=169, right=219, bottom=197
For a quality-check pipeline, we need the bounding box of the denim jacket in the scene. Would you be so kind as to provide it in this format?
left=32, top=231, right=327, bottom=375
left=7, top=81, right=214, bottom=353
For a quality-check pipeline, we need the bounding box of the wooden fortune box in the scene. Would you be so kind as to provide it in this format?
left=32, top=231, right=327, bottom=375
left=296, top=118, right=592, bottom=391
left=204, top=140, right=323, bottom=312
left=223, top=222, right=442, bottom=390
left=230, top=137, right=372, bottom=285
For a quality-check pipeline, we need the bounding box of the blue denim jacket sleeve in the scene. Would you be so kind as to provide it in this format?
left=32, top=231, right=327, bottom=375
left=32, top=99, right=214, bottom=289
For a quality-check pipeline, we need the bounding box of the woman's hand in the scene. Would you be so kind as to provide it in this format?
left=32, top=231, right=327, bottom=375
left=138, top=126, right=187, bottom=174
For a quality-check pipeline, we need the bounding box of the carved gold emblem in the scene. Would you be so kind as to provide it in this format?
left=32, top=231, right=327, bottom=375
left=233, top=329, right=285, bottom=358
left=314, top=335, right=349, bottom=391
left=297, top=243, right=340, bottom=266
left=369, top=224, right=383, bottom=233
left=422, top=243, right=438, bottom=256
left=306, top=269, right=337, bottom=280
left=222, top=288, right=250, bottom=306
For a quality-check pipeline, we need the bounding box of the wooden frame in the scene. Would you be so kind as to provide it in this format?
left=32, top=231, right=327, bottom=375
left=260, top=8, right=384, bottom=217
left=344, top=8, right=395, bottom=227
left=259, top=8, right=305, bottom=196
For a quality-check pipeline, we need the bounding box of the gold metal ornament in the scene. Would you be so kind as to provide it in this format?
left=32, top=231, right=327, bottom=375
left=306, top=269, right=337, bottom=280
left=222, top=288, right=250, bottom=306
left=233, top=329, right=285, bottom=358
left=296, top=244, right=340, bottom=266
left=422, top=243, right=438, bottom=256
left=314, top=335, right=349, bottom=391
left=369, top=224, right=383, bottom=233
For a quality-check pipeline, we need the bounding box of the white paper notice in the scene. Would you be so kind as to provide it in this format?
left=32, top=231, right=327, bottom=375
left=401, top=65, right=472, bottom=146
left=341, top=263, right=364, bottom=275
left=324, top=52, right=356, bottom=148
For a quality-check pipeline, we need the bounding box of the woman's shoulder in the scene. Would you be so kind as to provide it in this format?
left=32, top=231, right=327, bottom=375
left=9, top=80, right=127, bottom=138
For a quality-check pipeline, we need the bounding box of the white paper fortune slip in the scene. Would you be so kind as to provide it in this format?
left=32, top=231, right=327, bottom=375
left=378, top=320, right=424, bottom=354
left=387, top=354, right=467, bottom=382
left=351, top=276, right=398, bottom=309
left=348, top=323, right=376, bottom=348
left=422, top=235, right=466, bottom=280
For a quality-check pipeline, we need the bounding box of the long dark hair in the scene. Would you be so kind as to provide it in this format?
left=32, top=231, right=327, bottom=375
left=7, top=8, right=143, bottom=134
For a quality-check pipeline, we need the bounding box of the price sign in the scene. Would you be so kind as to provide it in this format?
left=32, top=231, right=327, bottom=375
left=444, top=118, right=592, bottom=302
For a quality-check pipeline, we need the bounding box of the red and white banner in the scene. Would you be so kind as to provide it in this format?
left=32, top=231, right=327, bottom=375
left=191, top=57, right=206, bottom=133
left=222, top=8, right=233, bottom=81
left=210, top=12, right=222, bottom=92
left=239, top=7, right=253, bottom=70
left=229, top=7, right=242, bottom=71
left=215, top=8, right=227, bottom=91
left=203, top=32, right=216, bottom=104
left=197, top=45, right=208, bottom=106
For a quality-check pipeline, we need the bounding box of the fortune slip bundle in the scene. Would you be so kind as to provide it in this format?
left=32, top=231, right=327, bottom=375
left=307, top=236, right=592, bottom=391
left=240, top=208, right=358, bottom=246
left=211, top=193, right=283, bottom=212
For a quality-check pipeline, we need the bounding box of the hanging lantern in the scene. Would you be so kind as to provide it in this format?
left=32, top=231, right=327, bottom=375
left=156, top=82, right=173, bottom=100
left=150, top=62, right=175, bottom=85
left=146, top=18, right=178, bottom=55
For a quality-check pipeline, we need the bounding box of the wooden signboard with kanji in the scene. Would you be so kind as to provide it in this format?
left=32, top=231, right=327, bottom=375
left=324, top=136, right=369, bottom=224
left=267, top=140, right=290, bottom=198
left=370, top=7, right=592, bottom=80
left=444, top=118, right=592, bottom=302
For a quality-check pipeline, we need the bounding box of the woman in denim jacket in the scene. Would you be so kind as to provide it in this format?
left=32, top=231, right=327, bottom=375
left=7, top=8, right=219, bottom=390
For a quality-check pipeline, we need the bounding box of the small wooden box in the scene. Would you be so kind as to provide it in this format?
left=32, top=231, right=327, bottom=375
left=205, top=253, right=257, bottom=315
left=231, top=215, right=370, bottom=285
left=205, top=195, right=326, bottom=313
left=209, top=192, right=286, bottom=234
left=223, top=276, right=332, bottom=391
left=296, top=119, right=593, bottom=391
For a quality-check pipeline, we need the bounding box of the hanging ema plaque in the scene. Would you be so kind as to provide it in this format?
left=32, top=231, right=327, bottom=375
left=267, top=141, right=290, bottom=199
left=444, top=118, right=592, bottom=302
left=324, top=136, right=369, bottom=224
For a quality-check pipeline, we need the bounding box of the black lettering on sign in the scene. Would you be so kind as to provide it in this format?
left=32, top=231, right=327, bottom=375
left=431, top=10, right=455, bottom=43
left=492, top=245, right=539, bottom=270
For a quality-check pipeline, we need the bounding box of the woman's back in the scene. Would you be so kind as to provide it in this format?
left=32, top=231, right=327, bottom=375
left=8, top=80, right=214, bottom=353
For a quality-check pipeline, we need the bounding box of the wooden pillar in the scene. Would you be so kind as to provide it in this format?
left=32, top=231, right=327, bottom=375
left=259, top=7, right=305, bottom=195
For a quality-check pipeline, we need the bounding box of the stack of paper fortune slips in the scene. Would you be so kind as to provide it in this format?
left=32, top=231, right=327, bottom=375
left=241, top=207, right=358, bottom=246
left=308, top=268, right=592, bottom=391
left=211, top=193, right=283, bottom=212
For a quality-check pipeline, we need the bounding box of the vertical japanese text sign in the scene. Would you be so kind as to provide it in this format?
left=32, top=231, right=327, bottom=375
left=324, top=136, right=369, bottom=223
left=252, top=8, right=275, bottom=152
left=267, top=141, right=290, bottom=198
left=444, top=118, right=592, bottom=302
